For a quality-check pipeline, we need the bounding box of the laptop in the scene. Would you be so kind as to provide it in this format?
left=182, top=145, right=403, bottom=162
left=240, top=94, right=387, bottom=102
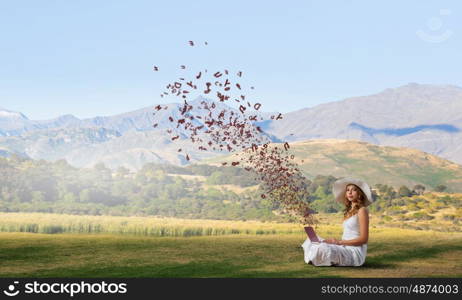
left=304, top=226, right=321, bottom=243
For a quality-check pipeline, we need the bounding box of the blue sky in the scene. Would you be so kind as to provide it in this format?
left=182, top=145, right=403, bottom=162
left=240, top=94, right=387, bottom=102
left=0, top=0, right=460, bottom=120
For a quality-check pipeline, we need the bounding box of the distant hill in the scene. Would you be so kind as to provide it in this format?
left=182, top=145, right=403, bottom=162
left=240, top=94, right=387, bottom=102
left=259, top=83, right=462, bottom=165
left=204, top=139, right=462, bottom=192
left=370, top=192, right=462, bottom=232
left=1, top=83, right=462, bottom=169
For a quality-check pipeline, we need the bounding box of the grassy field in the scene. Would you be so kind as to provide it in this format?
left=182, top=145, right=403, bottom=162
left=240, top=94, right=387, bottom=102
left=0, top=212, right=305, bottom=236
left=0, top=214, right=461, bottom=277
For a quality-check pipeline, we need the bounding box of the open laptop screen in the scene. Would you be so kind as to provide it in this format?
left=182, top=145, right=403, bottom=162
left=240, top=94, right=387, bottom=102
left=304, top=226, right=320, bottom=243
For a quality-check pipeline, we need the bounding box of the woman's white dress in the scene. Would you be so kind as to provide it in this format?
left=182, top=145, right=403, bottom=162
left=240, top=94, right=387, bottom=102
left=301, top=214, right=367, bottom=266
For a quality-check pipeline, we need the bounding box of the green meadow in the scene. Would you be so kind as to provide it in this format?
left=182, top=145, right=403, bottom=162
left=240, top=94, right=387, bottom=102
left=0, top=213, right=461, bottom=278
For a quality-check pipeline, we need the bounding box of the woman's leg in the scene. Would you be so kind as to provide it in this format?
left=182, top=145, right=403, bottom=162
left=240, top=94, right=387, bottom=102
left=310, top=243, right=333, bottom=266
left=308, top=243, right=357, bottom=266
left=301, top=238, right=313, bottom=264
left=328, top=245, right=357, bottom=266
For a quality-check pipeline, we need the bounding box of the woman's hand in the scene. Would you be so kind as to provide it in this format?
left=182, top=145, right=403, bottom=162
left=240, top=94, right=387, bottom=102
left=323, top=238, right=337, bottom=244
left=323, top=238, right=342, bottom=245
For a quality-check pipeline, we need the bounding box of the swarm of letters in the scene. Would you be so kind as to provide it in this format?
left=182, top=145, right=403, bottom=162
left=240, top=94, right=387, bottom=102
left=152, top=41, right=315, bottom=225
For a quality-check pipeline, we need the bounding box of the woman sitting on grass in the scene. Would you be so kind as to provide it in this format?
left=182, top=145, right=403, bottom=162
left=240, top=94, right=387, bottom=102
left=301, top=178, right=371, bottom=267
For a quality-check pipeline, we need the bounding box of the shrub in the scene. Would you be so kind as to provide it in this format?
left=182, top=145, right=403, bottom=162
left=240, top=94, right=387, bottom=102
left=442, top=214, right=456, bottom=221
left=393, top=198, right=406, bottom=206
left=398, top=185, right=413, bottom=197
left=396, top=215, right=409, bottom=221
left=382, top=215, right=392, bottom=221
left=435, top=185, right=447, bottom=192
left=416, top=202, right=427, bottom=209
left=412, top=212, right=434, bottom=220
left=406, top=203, right=419, bottom=211
left=424, top=208, right=436, bottom=214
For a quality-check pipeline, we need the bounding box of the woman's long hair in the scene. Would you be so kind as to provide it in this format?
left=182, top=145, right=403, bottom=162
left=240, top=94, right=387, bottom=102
left=343, top=184, right=367, bottom=219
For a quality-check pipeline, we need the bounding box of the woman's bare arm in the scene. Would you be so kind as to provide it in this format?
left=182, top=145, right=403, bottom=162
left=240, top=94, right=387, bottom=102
left=338, top=207, right=369, bottom=246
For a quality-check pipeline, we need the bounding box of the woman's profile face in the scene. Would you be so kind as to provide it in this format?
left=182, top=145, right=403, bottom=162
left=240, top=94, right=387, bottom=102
left=345, top=185, right=360, bottom=203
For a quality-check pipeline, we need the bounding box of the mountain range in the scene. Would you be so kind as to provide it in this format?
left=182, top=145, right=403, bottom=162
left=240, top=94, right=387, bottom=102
left=1, top=83, right=461, bottom=171
left=258, top=83, right=462, bottom=163
left=0, top=97, right=271, bottom=169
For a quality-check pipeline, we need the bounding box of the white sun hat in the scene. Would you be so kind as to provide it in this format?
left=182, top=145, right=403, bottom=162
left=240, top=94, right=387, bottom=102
left=333, top=178, right=373, bottom=206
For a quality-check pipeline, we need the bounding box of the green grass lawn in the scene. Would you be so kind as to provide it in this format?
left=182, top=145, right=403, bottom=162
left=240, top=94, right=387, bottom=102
left=1, top=228, right=461, bottom=278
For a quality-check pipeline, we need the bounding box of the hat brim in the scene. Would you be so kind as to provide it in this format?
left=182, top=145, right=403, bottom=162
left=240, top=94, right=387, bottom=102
left=333, top=178, right=372, bottom=206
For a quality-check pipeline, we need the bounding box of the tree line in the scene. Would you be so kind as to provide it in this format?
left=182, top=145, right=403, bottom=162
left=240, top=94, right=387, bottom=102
left=0, top=155, right=451, bottom=220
